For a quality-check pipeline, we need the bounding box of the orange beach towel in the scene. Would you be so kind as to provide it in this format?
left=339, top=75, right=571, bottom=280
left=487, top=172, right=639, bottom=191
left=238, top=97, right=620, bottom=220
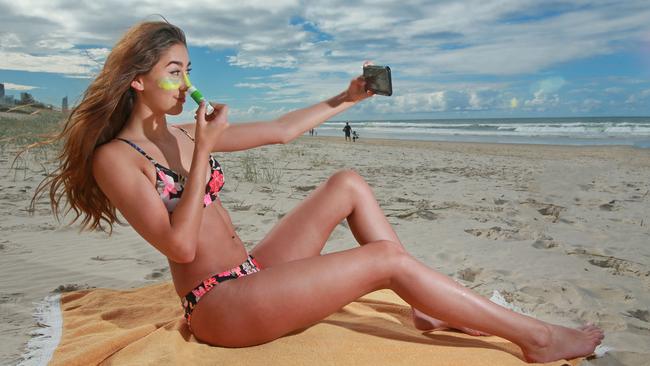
left=45, top=282, right=581, bottom=365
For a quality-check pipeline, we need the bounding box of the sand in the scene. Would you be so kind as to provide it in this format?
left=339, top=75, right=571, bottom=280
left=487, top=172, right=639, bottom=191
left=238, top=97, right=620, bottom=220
left=1, top=131, right=649, bottom=365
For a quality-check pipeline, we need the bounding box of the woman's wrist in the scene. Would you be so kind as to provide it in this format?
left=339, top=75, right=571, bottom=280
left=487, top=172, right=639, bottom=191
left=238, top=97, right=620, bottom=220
left=194, top=140, right=212, bottom=155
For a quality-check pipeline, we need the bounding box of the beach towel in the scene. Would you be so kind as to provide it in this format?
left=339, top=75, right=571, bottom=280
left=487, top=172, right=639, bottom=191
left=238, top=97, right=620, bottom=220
left=34, top=282, right=582, bottom=365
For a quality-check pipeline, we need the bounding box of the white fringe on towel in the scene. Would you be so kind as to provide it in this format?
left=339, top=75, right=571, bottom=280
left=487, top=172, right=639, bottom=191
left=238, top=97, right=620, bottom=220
left=489, top=290, right=530, bottom=315
left=17, top=294, right=62, bottom=366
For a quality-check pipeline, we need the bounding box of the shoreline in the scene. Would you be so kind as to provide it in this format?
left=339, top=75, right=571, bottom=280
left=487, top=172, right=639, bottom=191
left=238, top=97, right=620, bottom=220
left=1, top=135, right=649, bottom=365
left=300, top=135, right=650, bottom=158
left=312, top=114, right=650, bottom=149
left=301, top=133, right=650, bottom=150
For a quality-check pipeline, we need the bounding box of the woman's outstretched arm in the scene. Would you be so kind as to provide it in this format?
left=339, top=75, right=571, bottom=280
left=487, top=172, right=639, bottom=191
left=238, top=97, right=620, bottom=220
left=179, top=76, right=372, bottom=153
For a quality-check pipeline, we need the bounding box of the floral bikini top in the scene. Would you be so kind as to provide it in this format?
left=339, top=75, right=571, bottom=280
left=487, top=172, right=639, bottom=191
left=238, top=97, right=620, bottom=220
left=116, top=127, right=224, bottom=212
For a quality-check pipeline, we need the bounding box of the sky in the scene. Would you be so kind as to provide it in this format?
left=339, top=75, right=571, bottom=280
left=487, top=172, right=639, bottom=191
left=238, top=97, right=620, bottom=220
left=1, top=0, right=649, bottom=122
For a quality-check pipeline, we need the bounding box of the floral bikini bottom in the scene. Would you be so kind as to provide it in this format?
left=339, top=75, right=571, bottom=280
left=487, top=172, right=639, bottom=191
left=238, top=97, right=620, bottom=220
left=181, top=255, right=262, bottom=330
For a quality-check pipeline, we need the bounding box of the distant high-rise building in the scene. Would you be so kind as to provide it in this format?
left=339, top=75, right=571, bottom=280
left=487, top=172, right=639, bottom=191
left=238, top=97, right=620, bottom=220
left=0, top=83, right=4, bottom=98
left=62, top=96, right=69, bottom=113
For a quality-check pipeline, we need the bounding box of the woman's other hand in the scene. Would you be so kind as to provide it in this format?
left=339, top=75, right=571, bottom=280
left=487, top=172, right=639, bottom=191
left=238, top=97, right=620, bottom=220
left=195, top=101, right=229, bottom=151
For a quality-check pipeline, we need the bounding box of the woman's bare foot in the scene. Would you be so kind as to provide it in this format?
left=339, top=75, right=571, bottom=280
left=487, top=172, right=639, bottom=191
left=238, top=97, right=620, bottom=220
left=411, top=308, right=490, bottom=336
left=521, top=324, right=604, bottom=363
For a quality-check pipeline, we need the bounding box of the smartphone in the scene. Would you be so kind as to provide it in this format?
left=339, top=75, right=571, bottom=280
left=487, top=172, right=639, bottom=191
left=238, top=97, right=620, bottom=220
left=363, top=65, right=392, bottom=96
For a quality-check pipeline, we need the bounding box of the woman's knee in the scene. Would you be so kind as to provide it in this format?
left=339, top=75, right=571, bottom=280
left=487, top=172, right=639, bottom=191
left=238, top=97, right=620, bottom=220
left=327, top=169, right=370, bottom=196
left=359, top=240, right=411, bottom=288
left=364, top=240, right=410, bottom=269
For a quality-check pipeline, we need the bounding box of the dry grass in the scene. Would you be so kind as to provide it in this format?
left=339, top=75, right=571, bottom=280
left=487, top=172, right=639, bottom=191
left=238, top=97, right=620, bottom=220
left=1, top=109, right=64, bottom=182
left=0, top=109, right=64, bottom=145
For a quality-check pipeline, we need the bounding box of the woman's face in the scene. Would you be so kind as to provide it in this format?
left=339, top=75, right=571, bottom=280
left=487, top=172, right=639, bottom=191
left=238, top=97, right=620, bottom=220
left=135, top=43, right=190, bottom=116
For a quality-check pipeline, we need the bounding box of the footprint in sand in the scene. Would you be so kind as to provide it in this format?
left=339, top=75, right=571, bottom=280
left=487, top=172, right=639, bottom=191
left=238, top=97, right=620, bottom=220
left=145, top=267, right=169, bottom=280
left=0, top=292, right=24, bottom=304
left=457, top=267, right=482, bottom=282
left=598, top=200, right=618, bottom=211
left=392, top=197, right=416, bottom=204
left=90, top=255, right=154, bottom=265
left=464, top=226, right=523, bottom=241
left=385, top=200, right=438, bottom=221
left=293, top=185, right=316, bottom=192
left=230, top=203, right=253, bottom=212
left=532, top=233, right=560, bottom=249
left=532, top=239, right=559, bottom=249
left=520, top=199, right=565, bottom=223
left=385, top=207, right=437, bottom=220
left=567, top=249, right=650, bottom=280
left=624, top=309, right=650, bottom=323
left=578, top=182, right=595, bottom=191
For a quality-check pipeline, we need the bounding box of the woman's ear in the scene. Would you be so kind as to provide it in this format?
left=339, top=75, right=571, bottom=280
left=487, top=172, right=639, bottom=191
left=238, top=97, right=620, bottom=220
left=130, top=76, right=144, bottom=92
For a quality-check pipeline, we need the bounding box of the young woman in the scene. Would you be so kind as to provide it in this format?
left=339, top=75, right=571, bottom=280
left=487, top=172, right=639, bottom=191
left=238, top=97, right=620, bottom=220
left=37, top=21, right=603, bottom=363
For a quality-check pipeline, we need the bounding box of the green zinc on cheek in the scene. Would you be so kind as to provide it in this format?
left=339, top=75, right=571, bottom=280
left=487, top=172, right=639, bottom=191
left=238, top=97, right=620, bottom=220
left=157, top=77, right=182, bottom=91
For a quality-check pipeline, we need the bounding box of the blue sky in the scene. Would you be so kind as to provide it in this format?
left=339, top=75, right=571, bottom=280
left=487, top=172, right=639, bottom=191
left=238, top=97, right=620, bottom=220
left=1, top=0, right=649, bottom=122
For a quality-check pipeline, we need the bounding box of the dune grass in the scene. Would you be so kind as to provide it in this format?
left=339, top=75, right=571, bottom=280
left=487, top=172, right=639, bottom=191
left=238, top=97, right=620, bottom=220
left=0, top=110, right=64, bottom=145
left=1, top=110, right=65, bottom=182
left=239, top=151, right=286, bottom=190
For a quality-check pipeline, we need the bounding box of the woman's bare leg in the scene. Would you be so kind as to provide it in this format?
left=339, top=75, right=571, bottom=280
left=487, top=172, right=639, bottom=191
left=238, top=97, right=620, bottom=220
left=251, top=169, right=403, bottom=264
left=193, top=241, right=603, bottom=363
left=251, top=169, right=478, bottom=333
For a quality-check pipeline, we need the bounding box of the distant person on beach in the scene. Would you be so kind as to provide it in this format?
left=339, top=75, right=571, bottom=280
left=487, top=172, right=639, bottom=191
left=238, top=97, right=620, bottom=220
left=309, top=128, right=315, bottom=136
left=33, top=20, right=602, bottom=362
left=343, top=122, right=352, bottom=141
left=352, top=130, right=359, bottom=142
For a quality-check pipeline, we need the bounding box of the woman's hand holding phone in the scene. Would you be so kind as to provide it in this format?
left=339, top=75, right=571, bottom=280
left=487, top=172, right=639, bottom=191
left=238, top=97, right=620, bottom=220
left=345, top=75, right=374, bottom=102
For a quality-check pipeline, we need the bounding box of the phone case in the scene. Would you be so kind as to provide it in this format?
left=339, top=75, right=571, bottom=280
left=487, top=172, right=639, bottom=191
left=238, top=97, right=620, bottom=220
left=363, top=65, right=392, bottom=96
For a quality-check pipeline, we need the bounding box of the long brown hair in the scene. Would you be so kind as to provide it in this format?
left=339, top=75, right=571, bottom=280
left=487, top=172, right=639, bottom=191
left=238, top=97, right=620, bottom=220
left=32, top=21, right=186, bottom=233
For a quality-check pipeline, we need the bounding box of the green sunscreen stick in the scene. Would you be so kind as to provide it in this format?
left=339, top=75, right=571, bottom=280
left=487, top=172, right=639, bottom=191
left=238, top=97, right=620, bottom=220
left=184, top=73, right=215, bottom=115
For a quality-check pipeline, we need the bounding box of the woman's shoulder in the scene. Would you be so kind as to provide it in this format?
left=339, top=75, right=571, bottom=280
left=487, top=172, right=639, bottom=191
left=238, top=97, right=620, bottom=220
left=93, top=138, right=147, bottom=174
left=95, top=137, right=131, bottom=158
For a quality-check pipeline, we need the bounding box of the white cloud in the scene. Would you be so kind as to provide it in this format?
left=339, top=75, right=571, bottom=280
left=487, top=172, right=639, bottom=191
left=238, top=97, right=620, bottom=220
left=2, top=0, right=649, bottom=77
left=625, top=95, right=637, bottom=104
left=229, top=105, right=289, bottom=120
left=625, top=88, right=650, bottom=106
left=524, top=90, right=560, bottom=111
left=2, top=82, right=39, bottom=91
left=234, top=82, right=286, bottom=90
left=522, top=77, right=565, bottom=111
left=604, top=87, right=624, bottom=94
left=0, top=50, right=105, bottom=76
left=0, top=33, right=23, bottom=48
left=535, top=77, right=566, bottom=95
left=358, top=87, right=510, bottom=114
left=2, top=0, right=650, bottom=116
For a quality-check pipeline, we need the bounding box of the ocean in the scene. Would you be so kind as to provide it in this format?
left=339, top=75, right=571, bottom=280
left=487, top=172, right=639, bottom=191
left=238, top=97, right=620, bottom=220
left=314, top=117, right=650, bottom=148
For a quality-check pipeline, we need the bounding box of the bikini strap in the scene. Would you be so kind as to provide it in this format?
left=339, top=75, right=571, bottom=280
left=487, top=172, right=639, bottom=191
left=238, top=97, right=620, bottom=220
left=115, top=138, right=159, bottom=166
left=174, top=126, right=195, bottom=142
